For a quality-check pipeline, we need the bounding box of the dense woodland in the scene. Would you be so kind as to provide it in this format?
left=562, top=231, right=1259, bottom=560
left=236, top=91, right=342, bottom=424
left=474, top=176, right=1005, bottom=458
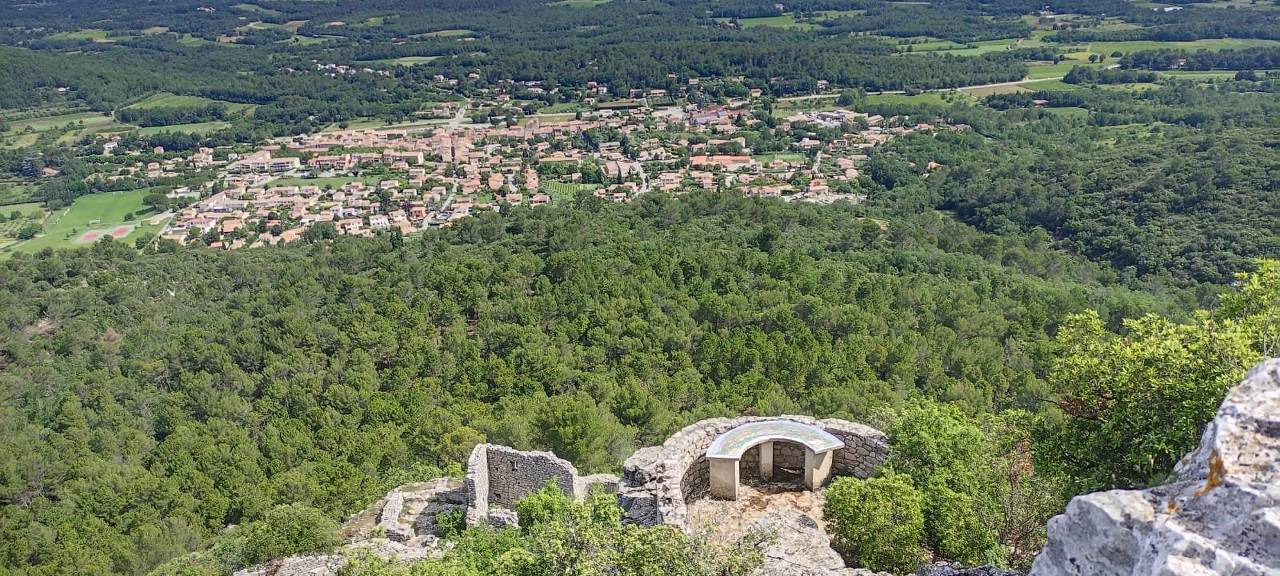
left=1, top=192, right=1275, bottom=575
left=3, top=0, right=1280, bottom=574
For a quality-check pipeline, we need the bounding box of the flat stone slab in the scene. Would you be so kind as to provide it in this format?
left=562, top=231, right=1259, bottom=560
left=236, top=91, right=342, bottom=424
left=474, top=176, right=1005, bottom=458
left=706, top=419, right=843, bottom=460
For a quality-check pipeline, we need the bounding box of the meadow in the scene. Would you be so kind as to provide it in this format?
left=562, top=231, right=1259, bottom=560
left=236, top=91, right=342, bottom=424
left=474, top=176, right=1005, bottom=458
left=735, top=14, right=816, bottom=29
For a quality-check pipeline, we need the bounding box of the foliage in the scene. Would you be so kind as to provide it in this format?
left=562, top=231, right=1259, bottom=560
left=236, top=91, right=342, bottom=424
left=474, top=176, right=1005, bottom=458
left=342, top=484, right=765, bottom=576
left=1036, top=261, right=1280, bottom=489
left=824, top=473, right=927, bottom=574
left=150, top=504, right=338, bottom=576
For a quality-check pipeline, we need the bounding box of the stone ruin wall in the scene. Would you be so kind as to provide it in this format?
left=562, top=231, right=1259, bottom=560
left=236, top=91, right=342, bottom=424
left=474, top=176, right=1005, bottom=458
left=621, top=414, right=889, bottom=528
left=463, top=443, right=618, bottom=526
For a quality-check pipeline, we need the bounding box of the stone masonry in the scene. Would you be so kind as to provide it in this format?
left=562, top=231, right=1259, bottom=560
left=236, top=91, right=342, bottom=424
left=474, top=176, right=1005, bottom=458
left=618, top=414, right=889, bottom=528
left=463, top=443, right=619, bottom=527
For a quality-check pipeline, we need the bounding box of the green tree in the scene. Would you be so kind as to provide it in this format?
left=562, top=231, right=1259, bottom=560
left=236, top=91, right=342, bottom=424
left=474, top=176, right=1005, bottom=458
left=824, top=474, right=927, bottom=573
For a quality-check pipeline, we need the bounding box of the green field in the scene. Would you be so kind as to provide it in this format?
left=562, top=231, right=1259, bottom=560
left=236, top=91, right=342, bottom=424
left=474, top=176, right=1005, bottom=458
left=1088, top=38, right=1280, bottom=56
left=1, top=111, right=131, bottom=147
left=4, top=111, right=115, bottom=132
left=177, top=34, right=215, bottom=47
left=539, top=102, right=590, bottom=114
left=540, top=181, right=600, bottom=203
left=736, top=14, right=817, bottom=29
left=1019, top=79, right=1079, bottom=91
left=137, top=121, right=233, bottom=135
left=0, top=189, right=158, bottom=254
left=415, top=29, right=474, bottom=38
left=0, top=184, right=36, bottom=205
left=358, top=56, right=439, bottom=67
left=48, top=29, right=117, bottom=42
left=865, top=92, right=949, bottom=106
left=1042, top=106, right=1090, bottom=119
left=754, top=153, right=807, bottom=166
left=126, top=93, right=221, bottom=110
left=963, top=83, right=1028, bottom=96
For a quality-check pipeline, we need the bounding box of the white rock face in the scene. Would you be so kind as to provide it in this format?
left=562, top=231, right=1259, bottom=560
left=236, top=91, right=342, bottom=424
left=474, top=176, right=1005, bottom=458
left=1030, top=359, right=1280, bottom=576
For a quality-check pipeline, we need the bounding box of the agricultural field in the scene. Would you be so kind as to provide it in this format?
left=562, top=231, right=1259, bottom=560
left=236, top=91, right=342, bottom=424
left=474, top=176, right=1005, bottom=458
left=1, top=111, right=131, bottom=148
left=734, top=14, right=817, bottom=29
left=0, top=183, right=36, bottom=205
left=1019, top=79, right=1079, bottom=91
left=0, top=202, right=46, bottom=244
left=126, top=93, right=220, bottom=110
left=865, top=92, right=949, bottom=106
left=136, top=121, right=233, bottom=136
left=47, top=29, right=131, bottom=42
left=1088, top=38, right=1280, bottom=55
left=540, top=181, right=600, bottom=203
left=0, top=189, right=159, bottom=255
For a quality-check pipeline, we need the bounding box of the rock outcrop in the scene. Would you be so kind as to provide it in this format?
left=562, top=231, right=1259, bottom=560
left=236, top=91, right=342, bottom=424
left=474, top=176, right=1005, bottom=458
left=1030, top=359, right=1280, bottom=576
left=750, top=510, right=891, bottom=576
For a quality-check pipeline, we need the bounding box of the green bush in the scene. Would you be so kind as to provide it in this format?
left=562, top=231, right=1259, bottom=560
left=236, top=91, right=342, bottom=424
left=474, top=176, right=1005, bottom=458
left=434, top=509, right=466, bottom=539
left=824, top=474, right=927, bottom=574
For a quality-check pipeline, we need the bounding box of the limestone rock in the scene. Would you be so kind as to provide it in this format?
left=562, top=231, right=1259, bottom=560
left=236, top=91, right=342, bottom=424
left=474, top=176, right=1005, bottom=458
left=750, top=510, right=872, bottom=576
left=917, top=563, right=1022, bottom=576
left=1030, top=359, right=1280, bottom=576
left=232, top=554, right=344, bottom=576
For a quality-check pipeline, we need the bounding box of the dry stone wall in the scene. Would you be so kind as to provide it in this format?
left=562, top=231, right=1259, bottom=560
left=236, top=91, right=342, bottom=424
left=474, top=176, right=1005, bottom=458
left=463, top=443, right=618, bottom=526
left=620, top=415, right=889, bottom=528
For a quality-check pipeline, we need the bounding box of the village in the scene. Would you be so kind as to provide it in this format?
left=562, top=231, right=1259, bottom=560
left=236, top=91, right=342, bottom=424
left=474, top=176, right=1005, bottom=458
left=143, top=94, right=957, bottom=249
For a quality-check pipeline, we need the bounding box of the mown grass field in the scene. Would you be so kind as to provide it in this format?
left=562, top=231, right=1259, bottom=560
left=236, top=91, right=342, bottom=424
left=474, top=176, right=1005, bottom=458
left=0, top=189, right=158, bottom=255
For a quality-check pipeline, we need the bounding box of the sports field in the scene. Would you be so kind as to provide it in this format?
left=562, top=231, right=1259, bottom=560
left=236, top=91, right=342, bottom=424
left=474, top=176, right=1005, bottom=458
left=1, top=189, right=158, bottom=254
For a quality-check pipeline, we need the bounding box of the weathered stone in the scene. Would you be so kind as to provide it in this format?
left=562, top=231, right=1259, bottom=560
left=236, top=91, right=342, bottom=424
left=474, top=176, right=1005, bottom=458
left=749, top=510, right=885, bottom=576
left=1030, top=359, right=1280, bottom=576
left=232, top=554, right=345, bottom=576
left=917, top=563, right=1022, bottom=576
